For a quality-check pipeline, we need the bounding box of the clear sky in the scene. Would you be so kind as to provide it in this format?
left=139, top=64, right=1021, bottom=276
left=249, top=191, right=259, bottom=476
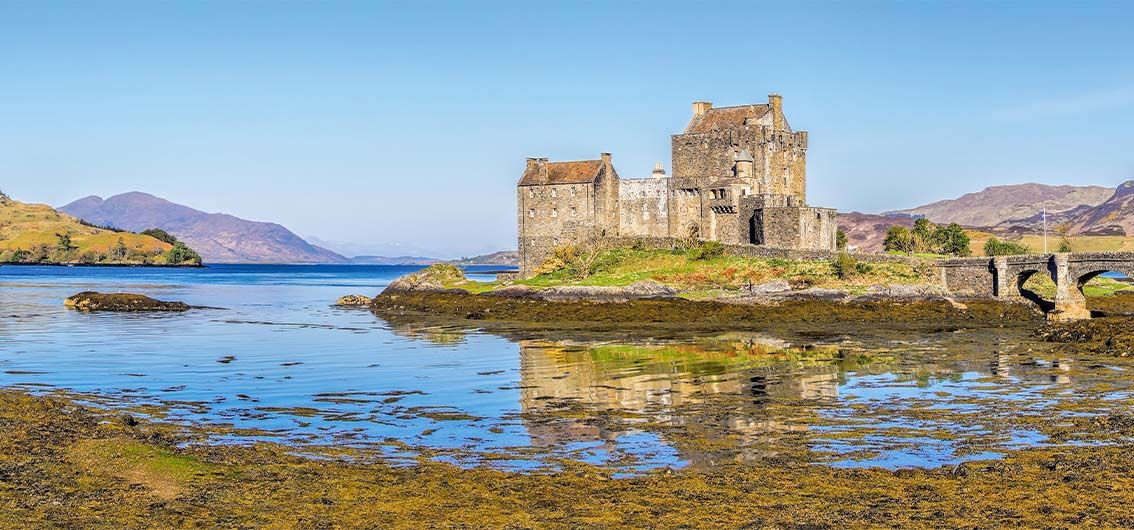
left=2, top=1, right=1132, bottom=258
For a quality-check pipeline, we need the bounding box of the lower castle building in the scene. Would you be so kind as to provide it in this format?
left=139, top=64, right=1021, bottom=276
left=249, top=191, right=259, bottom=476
left=517, top=94, right=837, bottom=275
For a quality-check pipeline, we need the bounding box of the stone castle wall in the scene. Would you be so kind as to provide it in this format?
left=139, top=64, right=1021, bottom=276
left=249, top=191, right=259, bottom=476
left=618, top=178, right=669, bottom=238
left=517, top=182, right=599, bottom=273
left=671, top=128, right=808, bottom=200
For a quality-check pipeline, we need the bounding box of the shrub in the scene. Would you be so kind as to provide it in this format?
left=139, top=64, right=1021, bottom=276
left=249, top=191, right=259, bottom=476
left=832, top=253, right=870, bottom=279
left=689, top=241, right=725, bottom=261
left=1057, top=237, right=1073, bottom=253
left=835, top=230, right=848, bottom=251
left=984, top=237, right=1032, bottom=256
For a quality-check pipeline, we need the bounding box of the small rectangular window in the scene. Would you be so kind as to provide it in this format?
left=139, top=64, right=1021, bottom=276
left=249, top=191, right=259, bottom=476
left=528, top=209, right=535, bottom=218
left=551, top=208, right=558, bottom=218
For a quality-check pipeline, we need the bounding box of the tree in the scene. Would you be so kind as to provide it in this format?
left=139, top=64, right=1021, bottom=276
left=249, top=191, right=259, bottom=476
left=54, top=232, right=78, bottom=253
left=884, top=226, right=915, bottom=255
left=112, top=237, right=129, bottom=260
left=835, top=229, right=848, bottom=251
left=165, top=241, right=202, bottom=265
left=934, top=223, right=971, bottom=257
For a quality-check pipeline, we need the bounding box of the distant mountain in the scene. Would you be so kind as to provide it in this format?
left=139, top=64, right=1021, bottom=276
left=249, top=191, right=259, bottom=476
left=349, top=255, right=440, bottom=265
left=890, top=183, right=1113, bottom=227
left=0, top=192, right=197, bottom=265
left=305, top=236, right=444, bottom=262
left=449, top=250, right=519, bottom=266
left=60, top=192, right=348, bottom=264
left=837, top=212, right=914, bottom=253
left=1037, top=180, right=1134, bottom=237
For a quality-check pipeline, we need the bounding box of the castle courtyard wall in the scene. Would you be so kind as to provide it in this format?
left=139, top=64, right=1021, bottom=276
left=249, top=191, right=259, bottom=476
left=618, top=178, right=669, bottom=238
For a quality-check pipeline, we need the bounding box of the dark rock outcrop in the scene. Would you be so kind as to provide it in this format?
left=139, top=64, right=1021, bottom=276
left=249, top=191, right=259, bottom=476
left=335, top=294, right=373, bottom=306
left=64, top=292, right=190, bottom=312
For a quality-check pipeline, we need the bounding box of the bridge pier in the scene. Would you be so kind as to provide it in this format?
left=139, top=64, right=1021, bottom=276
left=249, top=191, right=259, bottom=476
left=1050, top=253, right=1091, bottom=321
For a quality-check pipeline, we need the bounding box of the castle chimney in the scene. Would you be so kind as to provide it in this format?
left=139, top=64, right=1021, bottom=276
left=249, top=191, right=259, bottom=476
left=768, top=93, right=784, bottom=130
left=600, top=152, right=612, bottom=166
left=525, top=157, right=539, bottom=171
left=692, top=101, right=712, bottom=117
left=652, top=162, right=666, bottom=178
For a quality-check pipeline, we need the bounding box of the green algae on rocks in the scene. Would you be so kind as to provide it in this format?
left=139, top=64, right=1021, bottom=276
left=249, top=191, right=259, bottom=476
left=6, top=389, right=1134, bottom=529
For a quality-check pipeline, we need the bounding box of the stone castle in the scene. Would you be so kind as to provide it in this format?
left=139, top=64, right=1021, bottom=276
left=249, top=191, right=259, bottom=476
left=516, top=94, right=837, bottom=275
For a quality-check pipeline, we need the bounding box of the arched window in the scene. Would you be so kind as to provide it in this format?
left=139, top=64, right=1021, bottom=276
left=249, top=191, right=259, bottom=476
left=551, top=208, right=558, bottom=218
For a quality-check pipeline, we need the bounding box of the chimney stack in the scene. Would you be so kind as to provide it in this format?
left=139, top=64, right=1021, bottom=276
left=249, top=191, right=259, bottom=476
left=652, top=162, right=666, bottom=178
left=692, top=101, right=712, bottom=117
left=768, top=93, right=784, bottom=130
left=600, top=152, right=612, bottom=166
left=525, top=157, right=539, bottom=171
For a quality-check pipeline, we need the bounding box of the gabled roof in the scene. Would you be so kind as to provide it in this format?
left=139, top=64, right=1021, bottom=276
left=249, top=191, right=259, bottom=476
left=685, top=104, right=771, bottom=134
left=518, top=159, right=607, bottom=186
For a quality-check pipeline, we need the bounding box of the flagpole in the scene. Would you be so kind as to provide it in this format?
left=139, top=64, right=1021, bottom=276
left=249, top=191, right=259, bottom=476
left=1043, top=204, right=1048, bottom=254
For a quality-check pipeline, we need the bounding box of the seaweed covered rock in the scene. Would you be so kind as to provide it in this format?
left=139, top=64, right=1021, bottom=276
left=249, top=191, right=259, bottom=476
left=335, top=294, right=373, bottom=306
left=64, top=291, right=190, bottom=312
left=1037, top=317, right=1134, bottom=356
left=383, top=264, right=468, bottom=294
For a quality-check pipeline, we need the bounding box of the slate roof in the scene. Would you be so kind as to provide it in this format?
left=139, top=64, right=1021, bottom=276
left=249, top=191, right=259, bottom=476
left=684, top=104, right=771, bottom=134
left=518, top=159, right=607, bottom=186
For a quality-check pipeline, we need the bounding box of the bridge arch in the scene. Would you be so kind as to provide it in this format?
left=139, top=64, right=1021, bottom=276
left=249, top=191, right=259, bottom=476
left=1013, top=268, right=1055, bottom=312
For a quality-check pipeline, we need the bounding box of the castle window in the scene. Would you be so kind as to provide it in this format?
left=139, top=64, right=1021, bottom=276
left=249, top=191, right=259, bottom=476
left=553, top=237, right=560, bottom=245
left=570, top=187, right=576, bottom=197
left=551, top=189, right=557, bottom=198
left=551, top=208, right=558, bottom=218
left=529, top=189, right=534, bottom=198
left=816, top=212, right=822, bottom=220
left=528, top=208, right=535, bottom=218
left=571, top=207, right=577, bottom=217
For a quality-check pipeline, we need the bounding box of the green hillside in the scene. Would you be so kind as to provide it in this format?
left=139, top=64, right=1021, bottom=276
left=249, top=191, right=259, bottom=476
left=0, top=192, right=201, bottom=266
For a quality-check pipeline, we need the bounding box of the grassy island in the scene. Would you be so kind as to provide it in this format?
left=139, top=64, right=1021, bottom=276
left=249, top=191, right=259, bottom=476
left=430, top=243, right=936, bottom=297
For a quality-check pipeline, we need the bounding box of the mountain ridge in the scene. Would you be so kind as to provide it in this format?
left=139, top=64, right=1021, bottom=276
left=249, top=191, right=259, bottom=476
left=60, top=192, right=348, bottom=264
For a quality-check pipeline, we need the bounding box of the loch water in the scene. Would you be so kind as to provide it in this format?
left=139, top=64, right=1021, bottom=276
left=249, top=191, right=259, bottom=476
left=1, top=264, right=1129, bottom=473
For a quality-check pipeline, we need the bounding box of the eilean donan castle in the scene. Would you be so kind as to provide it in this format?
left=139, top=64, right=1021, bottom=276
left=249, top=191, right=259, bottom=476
left=516, top=94, right=837, bottom=275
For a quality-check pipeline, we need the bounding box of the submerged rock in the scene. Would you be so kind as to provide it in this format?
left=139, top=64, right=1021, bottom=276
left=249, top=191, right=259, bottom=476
left=64, top=291, right=190, bottom=312
left=335, top=294, right=373, bottom=306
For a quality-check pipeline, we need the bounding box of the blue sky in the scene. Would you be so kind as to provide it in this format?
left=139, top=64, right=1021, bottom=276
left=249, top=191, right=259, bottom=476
left=2, top=1, right=1132, bottom=257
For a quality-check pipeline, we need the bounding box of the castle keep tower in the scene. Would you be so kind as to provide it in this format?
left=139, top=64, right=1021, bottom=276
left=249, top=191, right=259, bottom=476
left=516, top=94, right=837, bottom=276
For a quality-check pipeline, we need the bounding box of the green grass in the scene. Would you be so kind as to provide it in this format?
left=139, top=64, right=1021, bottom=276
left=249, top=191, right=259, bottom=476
left=454, top=247, right=933, bottom=294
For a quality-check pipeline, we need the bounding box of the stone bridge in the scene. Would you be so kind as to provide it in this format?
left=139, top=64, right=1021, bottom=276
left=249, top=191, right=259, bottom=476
left=937, top=252, right=1134, bottom=320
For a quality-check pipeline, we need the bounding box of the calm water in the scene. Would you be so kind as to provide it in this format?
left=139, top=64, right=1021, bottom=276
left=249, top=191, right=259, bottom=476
left=1, top=264, right=1129, bottom=472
